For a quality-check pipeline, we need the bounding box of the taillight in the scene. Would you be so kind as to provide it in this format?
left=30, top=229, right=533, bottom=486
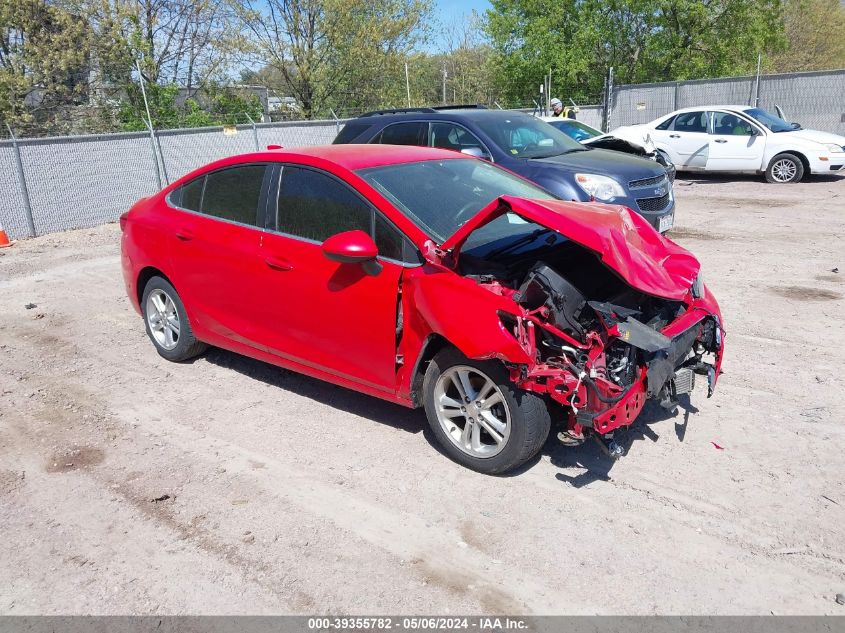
left=119, top=212, right=129, bottom=232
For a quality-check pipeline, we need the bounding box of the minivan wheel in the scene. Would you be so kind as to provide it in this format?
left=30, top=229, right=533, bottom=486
left=765, top=153, right=804, bottom=183
left=422, top=348, right=550, bottom=474
left=142, top=276, right=207, bottom=362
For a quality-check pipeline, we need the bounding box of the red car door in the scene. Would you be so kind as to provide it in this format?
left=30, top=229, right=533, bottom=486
left=165, top=163, right=271, bottom=347
left=256, top=165, right=409, bottom=392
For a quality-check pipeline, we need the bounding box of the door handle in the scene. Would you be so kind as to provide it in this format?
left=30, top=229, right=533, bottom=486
left=264, top=256, right=293, bottom=271
left=175, top=229, right=194, bottom=241
left=714, top=138, right=728, bottom=143
left=669, top=134, right=681, bottom=139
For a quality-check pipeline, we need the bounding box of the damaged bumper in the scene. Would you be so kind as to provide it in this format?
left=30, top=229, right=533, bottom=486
left=511, top=305, right=724, bottom=438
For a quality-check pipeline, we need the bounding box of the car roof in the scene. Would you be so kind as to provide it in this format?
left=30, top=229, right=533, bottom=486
left=663, top=105, right=753, bottom=116
left=276, top=143, right=467, bottom=170
left=355, top=108, right=534, bottom=123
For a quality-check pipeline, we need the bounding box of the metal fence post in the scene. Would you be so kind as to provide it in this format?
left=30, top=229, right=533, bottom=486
left=244, top=112, right=260, bottom=151
left=330, top=109, right=340, bottom=137
left=5, top=124, right=37, bottom=237
left=143, top=118, right=163, bottom=190
left=603, top=67, right=614, bottom=132
left=674, top=81, right=681, bottom=111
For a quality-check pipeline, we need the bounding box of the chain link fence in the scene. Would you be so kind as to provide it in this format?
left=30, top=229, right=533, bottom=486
left=1, top=69, right=843, bottom=241
left=609, top=69, right=845, bottom=134
left=0, top=120, right=341, bottom=240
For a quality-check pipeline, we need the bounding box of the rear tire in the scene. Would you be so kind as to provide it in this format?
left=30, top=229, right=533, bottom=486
left=765, top=153, right=804, bottom=183
left=422, top=348, right=550, bottom=474
left=141, top=276, right=207, bottom=362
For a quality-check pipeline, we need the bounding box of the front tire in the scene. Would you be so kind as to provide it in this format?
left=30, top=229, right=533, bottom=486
left=141, top=276, right=207, bottom=362
left=422, top=348, right=550, bottom=474
left=765, top=153, right=804, bottom=183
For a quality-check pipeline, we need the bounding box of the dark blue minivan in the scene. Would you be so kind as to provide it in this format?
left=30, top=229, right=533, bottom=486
left=333, top=107, right=675, bottom=232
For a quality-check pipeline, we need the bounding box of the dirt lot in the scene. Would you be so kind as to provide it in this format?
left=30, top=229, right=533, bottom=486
left=1, top=173, right=844, bottom=615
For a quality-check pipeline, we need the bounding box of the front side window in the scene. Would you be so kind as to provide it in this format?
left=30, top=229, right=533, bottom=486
left=430, top=122, right=487, bottom=155
left=276, top=166, right=417, bottom=263
left=673, top=111, right=708, bottom=133
left=277, top=166, right=371, bottom=241
left=711, top=112, right=754, bottom=136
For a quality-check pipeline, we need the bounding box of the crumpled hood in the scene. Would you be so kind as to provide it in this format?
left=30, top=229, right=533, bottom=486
left=586, top=126, right=657, bottom=153
left=441, top=196, right=700, bottom=301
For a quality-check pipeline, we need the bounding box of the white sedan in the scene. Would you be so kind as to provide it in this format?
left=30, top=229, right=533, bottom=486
left=622, top=106, right=845, bottom=183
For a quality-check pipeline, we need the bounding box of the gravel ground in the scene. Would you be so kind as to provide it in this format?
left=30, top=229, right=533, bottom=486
left=1, top=173, right=844, bottom=615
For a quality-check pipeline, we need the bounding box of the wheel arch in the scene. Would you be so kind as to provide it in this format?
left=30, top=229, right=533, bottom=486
left=770, top=150, right=809, bottom=175
left=409, top=334, right=454, bottom=408
left=136, top=266, right=175, bottom=307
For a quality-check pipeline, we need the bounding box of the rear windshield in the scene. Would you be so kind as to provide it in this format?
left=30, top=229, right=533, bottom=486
left=356, top=158, right=555, bottom=245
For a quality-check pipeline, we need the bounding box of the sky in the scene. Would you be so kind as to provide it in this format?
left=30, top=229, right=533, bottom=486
left=430, top=0, right=492, bottom=50
left=435, top=0, right=492, bottom=23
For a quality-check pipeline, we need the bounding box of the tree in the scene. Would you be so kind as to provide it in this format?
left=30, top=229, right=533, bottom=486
left=0, top=0, right=91, bottom=132
left=485, top=0, right=785, bottom=105
left=766, top=0, right=845, bottom=72
left=231, top=0, right=432, bottom=118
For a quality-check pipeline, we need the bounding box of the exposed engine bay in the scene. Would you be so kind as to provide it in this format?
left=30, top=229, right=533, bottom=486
left=458, top=234, right=722, bottom=456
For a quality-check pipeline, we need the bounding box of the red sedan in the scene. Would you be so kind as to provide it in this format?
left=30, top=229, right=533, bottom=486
left=121, top=144, right=724, bottom=474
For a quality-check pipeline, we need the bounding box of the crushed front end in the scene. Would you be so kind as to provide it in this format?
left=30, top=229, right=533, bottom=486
left=447, top=199, right=725, bottom=457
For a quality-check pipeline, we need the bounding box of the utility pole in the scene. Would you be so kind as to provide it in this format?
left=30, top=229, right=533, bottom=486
left=442, top=62, right=448, bottom=105
left=405, top=62, right=411, bottom=108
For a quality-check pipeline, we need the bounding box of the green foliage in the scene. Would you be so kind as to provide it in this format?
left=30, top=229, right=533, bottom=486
left=118, top=82, right=264, bottom=131
left=0, top=0, right=91, bottom=132
left=485, top=0, right=786, bottom=104
left=233, top=0, right=434, bottom=118
left=767, top=0, right=845, bottom=72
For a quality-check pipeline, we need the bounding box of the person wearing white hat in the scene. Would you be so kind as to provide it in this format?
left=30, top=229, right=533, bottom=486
left=550, top=97, right=578, bottom=120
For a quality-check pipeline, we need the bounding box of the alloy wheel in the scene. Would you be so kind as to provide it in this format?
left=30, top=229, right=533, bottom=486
left=433, top=366, right=511, bottom=458
left=771, top=158, right=797, bottom=182
left=145, top=289, right=181, bottom=350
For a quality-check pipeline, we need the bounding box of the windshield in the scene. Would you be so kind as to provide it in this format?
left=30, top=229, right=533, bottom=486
left=548, top=120, right=601, bottom=142
left=356, top=158, right=556, bottom=245
left=744, top=108, right=794, bottom=133
left=475, top=113, right=586, bottom=158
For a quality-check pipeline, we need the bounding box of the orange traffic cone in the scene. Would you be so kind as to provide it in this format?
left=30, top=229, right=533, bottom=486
left=0, top=222, right=14, bottom=248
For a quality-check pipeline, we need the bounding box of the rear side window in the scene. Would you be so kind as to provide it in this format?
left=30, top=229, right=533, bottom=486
left=201, top=165, right=266, bottom=225
left=655, top=115, right=676, bottom=130
left=373, top=122, right=427, bottom=146
left=333, top=122, right=374, bottom=144
left=180, top=177, right=204, bottom=211
left=673, top=112, right=708, bottom=133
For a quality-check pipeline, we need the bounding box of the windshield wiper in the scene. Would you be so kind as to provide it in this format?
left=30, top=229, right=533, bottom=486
left=483, top=228, right=555, bottom=259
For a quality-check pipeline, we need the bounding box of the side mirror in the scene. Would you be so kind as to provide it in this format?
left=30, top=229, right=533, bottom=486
left=790, top=122, right=801, bottom=130
left=460, top=147, right=490, bottom=161
left=322, top=230, right=382, bottom=276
